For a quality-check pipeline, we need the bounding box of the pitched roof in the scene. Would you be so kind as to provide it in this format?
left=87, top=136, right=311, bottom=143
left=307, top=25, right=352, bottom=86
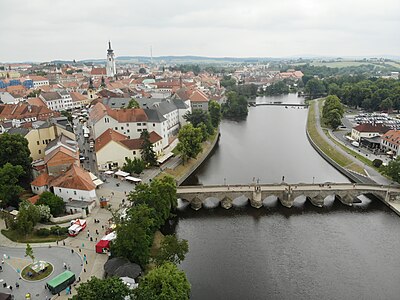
left=44, top=147, right=79, bottom=166
left=69, top=92, right=87, bottom=102
left=106, top=107, right=148, bottom=123
left=27, top=97, right=47, bottom=107
left=31, top=172, right=50, bottom=187
left=27, top=75, right=49, bottom=82
left=27, top=194, right=40, bottom=205
left=95, top=128, right=127, bottom=152
left=119, top=131, right=162, bottom=150
left=91, top=68, right=107, bottom=76
left=353, top=123, right=389, bottom=134
left=40, top=92, right=62, bottom=101
left=382, top=130, right=400, bottom=146
left=51, top=164, right=95, bottom=191
left=189, top=90, right=209, bottom=102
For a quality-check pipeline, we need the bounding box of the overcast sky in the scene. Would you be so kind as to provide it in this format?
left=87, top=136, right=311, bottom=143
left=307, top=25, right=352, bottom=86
left=0, top=0, right=399, bottom=62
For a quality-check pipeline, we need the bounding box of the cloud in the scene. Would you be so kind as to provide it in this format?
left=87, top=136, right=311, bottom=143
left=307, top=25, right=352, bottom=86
left=0, top=0, right=399, bottom=61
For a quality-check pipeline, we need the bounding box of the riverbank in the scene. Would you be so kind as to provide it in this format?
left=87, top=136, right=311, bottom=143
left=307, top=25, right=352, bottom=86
left=158, top=129, right=220, bottom=185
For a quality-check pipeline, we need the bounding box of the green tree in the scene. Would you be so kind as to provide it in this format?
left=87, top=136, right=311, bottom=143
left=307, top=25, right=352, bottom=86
left=176, top=124, right=203, bottom=163
left=111, top=204, right=155, bottom=266
left=220, top=75, right=236, bottom=88
left=36, top=191, right=65, bottom=217
left=72, top=276, right=133, bottom=300
left=129, top=176, right=177, bottom=228
left=380, top=98, right=393, bottom=111
left=0, top=133, right=32, bottom=185
left=15, top=201, right=40, bottom=235
left=36, top=204, right=51, bottom=222
left=127, top=98, right=140, bottom=109
left=140, top=130, right=157, bottom=167
left=135, top=262, right=191, bottom=300
left=154, top=235, right=189, bottom=266
left=305, top=78, right=326, bottom=99
left=0, top=163, right=24, bottom=207
left=208, top=100, right=222, bottom=128
left=383, top=157, right=400, bottom=183
left=325, top=109, right=342, bottom=129
left=25, top=243, right=35, bottom=263
left=221, top=91, right=248, bottom=121
left=122, top=157, right=145, bottom=175
left=184, top=110, right=214, bottom=135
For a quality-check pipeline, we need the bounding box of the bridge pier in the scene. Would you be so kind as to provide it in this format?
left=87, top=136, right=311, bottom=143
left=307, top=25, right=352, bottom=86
left=221, top=196, right=233, bottom=209
left=309, top=195, right=325, bottom=207
left=278, top=190, right=292, bottom=208
left=190, top=196, right=203, bottom=210
left=250, top=187, right=263, bottom=208
left=336, top=192, right=355, bottom=206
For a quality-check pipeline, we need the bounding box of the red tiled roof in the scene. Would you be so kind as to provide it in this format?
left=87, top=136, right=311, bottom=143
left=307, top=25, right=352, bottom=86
left=353, top=123, right=389, bottom=133
left=189, top=90, right=209, bottom=102
left=70, top=92, right=87, bottom=102
left=382, top=130, right=400, bottom=146
left=28, top=194, right=40, bottom=205
left=31, top=172, right=50, bottom=187
left=27, top=97, right=46, bottom=107
left=50, top=165, right=95, bottom=191
left=91, top=68, right=106, bottom=76
left=95, top=128, right=127, bottom=152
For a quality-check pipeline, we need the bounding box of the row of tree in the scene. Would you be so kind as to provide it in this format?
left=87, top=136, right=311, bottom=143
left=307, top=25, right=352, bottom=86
left=177, top=101, right=222, bottom=163
left=322, top=95, right=344, bottom=129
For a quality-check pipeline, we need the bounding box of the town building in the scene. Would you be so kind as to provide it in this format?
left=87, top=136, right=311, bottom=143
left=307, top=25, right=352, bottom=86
left=106, top=41, right=116, bottom=78
left=380, top=130, right=400, bottom=157
left=351, top=123, right=390, bottom=142
left=40, top=91, right=73, bottom=111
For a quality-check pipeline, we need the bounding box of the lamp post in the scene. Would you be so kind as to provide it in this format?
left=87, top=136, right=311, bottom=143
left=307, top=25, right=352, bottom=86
left=312, top=176, right=315, bottom=184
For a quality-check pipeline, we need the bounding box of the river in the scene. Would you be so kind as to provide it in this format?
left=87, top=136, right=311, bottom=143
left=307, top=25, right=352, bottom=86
left=173, top=94, right=400, bottom=300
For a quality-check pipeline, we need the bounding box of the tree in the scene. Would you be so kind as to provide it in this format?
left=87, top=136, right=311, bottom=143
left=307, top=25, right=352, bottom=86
left=127, top=98, right=140, bottom=109
left=15, top=201, right=40, bottom=235
left=135, top=262, right=191, bottom=300
left=122, top=157, right=145, bottom=175
left=36, top=205, right=51, bottom=222
left=129, top=176, right=177, bottom=228
left=0, top=133, right=32, bottom=185
left=220, top=75, right=236, bottom=88
left=208, top=100, right=222, bottom=128
left=112, top=204, right=155, bottom=266
left=140, top=130, right=157, bottom=166
left=176, top=124, right=203, bottom=163
left=36, top=191, right=65, bottom=217
left=322, top=95, right=344, bottom=129
left=325, top=109, right=342, bottom=129
left=221, top=91, right=248, bottom=121
left=72, top=276, right=133, bottom=300
left=380, top=98, right=393, bottom=112
left=139, top=68, right=147, bottom=74
left=25, top=243, right=35, bottom=263
left=154, top=235, right=189, bottom=266
left=183, top=110, right=214, bottom=135
left=383, top=157, right=400, bottom=183
left=305, top=78, right=326, bottom=99
left=0, top=163, right=24, bottom=207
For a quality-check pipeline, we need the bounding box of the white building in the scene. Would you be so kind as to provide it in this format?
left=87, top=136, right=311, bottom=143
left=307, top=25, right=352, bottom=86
left=40, top=91, right=73, bottom=111
left=28, top=75, right=50, bottom=88
left=106, top=41, right=116, bottom=78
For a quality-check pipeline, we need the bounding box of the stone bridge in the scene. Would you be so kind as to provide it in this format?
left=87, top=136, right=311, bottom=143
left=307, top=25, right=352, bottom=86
left=177, top=183, right=400, bottom=210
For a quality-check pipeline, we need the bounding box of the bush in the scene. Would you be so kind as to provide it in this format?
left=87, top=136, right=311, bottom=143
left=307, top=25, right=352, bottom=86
left=373, top=159, right=383, bottom=168
left=36, top=228, right=50, bottom=237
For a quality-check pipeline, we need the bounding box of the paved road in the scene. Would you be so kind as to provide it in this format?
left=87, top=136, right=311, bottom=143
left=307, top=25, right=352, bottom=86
left=313, top=100, right=394, bottom=185
left=0, top=246, right=82, bottom=300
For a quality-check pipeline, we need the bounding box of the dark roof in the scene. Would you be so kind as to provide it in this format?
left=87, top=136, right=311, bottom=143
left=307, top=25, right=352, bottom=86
left=102, top=97, right=131, bottom=109
left=41, top=92, right=61, bottom=101
left=104, top=257, right=130, bottom=275
left=143, top=108, right=167, bottom=122
left=113, top=263, right=142, bottom=279
left=8, top=127, right=29, bottom=136
left=173, top=98, right=189, bottom=109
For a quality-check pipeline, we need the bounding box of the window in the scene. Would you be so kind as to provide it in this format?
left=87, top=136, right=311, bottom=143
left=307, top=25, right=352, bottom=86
left=74, top=191, right=77, bottom=195
left=121, top=127, right=123, bottom=130
left=37, top=141, right=40, bottom=145
left=137, top=123, right=141, bottom=126
left=153, top=123, right=155, bottom=127
left=127, top=129, right=130, bottom=133
left=126, top=123, right=129, bottom=126
left=59, top=189, right=61, bottom=192
left=133, top=151, right=136, bottom=155
left=115, top=127, right=118, bottom=130
left=137, top=129, right=142, bottom=132
left=38, top=150, right=41, bottom=154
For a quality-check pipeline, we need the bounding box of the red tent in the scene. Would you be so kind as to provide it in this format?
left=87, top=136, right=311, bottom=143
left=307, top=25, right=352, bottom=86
left=95, top=239, right=110, bottom=254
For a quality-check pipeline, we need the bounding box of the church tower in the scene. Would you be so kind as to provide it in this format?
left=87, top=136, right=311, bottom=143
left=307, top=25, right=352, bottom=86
left=106, top=41, right=116, bottom=77
left=87, top=77, right=96, bottom=100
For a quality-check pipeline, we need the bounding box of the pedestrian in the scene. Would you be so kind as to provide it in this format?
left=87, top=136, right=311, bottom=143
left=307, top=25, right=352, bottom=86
left=83, top=254, right=87, bottom=262
left=71, top=249, right=74, bottom=254
left=9, top=285, right=12, bottom=291
left=63, top=262, right=67, bottom=269
left=96, top=229, right=98, bottom=235
left=63, top=240, right=65, bottom=246
left=15, top=282, right=19, bottom=288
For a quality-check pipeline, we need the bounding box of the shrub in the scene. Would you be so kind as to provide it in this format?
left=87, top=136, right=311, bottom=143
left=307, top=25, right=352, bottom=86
left=373, top=159, right=383, bottom=168
left=36, top=228, right=50, bottom=237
